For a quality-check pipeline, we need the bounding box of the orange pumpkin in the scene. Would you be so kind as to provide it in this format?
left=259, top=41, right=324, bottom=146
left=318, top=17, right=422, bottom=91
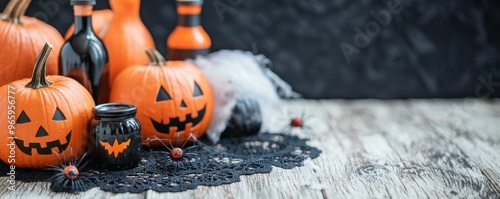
left=103, top=0, right=155, bottom=86
left=0, top=43, right=95, bottom=168
left=109, top=49, right=214, bottom=146
left=0, top=0, right=64, bottom=86
left=64, top=9, right=113, bottom=39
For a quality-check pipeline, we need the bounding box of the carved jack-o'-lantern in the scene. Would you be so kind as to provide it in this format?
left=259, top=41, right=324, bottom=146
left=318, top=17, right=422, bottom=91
left=109, top=49, right=213, bottom=146
left=0, top=43, right=94, bottom=168
left=14, top=108, right=72, bottom=156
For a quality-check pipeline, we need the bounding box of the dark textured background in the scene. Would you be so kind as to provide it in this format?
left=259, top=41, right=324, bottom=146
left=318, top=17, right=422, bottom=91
left=3, top=0, right=499, bottom=99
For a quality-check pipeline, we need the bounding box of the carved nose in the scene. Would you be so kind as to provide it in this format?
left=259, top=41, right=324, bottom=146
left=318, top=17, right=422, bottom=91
left=180, top=100, right=187, bottom=108
left=35, top=126, right=49, bottom=137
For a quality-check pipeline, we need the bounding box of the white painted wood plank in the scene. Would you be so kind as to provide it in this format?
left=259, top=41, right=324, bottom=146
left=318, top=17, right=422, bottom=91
left=0, top=180, right=143, bottom=199
left=316, top=99, right=499, bottom=198
left=410, top=99, right=500, bottom=191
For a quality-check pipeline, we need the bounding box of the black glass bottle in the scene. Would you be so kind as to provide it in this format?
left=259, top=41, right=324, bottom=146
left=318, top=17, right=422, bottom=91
left=59, top=0, right=109, bottom=104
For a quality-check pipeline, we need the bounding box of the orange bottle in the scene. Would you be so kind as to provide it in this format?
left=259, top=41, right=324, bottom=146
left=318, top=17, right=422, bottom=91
left=104, top=0, right=155, bottom=86
left=167, top=0, right=211, bottom=60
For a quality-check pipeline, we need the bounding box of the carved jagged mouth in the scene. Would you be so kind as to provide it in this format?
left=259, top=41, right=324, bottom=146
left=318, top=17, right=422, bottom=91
left=151, top=106, right=206, bottom=134
left=14, top=131, right=72, bottom=156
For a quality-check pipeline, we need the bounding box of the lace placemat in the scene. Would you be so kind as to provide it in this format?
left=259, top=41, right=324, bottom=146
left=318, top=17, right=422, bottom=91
left=0, top=133, right=321, bottom=193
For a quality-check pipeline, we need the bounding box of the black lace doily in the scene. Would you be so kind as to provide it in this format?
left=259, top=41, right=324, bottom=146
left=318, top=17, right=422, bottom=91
left=0, top=133, right=321, bottom=193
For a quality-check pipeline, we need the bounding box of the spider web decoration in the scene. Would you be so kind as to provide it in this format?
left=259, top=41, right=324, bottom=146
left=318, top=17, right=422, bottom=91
left=0, top=133, right=321, bottom=193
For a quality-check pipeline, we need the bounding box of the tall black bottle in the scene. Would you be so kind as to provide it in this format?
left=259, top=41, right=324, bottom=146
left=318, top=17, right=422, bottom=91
left=59, top=0, right=109, bottom=104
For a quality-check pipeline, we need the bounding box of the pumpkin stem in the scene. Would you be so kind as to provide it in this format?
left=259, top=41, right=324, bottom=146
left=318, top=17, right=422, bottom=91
left=10, top=0, right=29, bottom=24
left=26, top=43, right=54, bottom=89
left=152, top=49, right=167, bottom=65
left=0, top=0, right=18, bottom=21
left=146, top=48, right=158, bottom=65
left=145, top=48, right=167, bottom=66
left=18, top=0, right=30, bottom=20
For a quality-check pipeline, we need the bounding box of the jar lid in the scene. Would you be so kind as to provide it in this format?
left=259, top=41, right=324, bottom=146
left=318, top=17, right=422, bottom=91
left=71, top=0, right=96, bottom=5
left=93, top=103, right=137, bottom=118
left=177, top=0, right=203, bottom=5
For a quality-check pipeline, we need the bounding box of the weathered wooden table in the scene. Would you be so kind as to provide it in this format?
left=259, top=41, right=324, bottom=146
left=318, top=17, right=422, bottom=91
left=1, top=99, right=499, bottom=198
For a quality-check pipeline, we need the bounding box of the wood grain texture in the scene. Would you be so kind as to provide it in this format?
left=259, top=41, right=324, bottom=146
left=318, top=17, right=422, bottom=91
left=411, top=99, right=500, bottom=191
left=0, top=99, right=499, bottom=199
left=315, top=99, right=500, bottom=198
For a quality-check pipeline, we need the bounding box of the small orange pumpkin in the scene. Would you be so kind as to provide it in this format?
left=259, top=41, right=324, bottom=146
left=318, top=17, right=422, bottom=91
left=0, top=43, right=95, bottom=169
left=64, top=9, right=113, bottom=39
left=0, top=0, right=64, bottom=86
left=109, top=49, right=214, bottom=146
left=103, top=0, right=155, bottom=86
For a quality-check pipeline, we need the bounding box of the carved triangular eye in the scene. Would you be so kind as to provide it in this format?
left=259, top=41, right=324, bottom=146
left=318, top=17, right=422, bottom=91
left=180, top=100, right=187, bottom=108
left=193, top=82, right=203, bottom=97
left=35, top=126, right=49, bottom=137
left=17, top=111, right=31, bottom=124
left=52, top=107, right=66, bottom=121
left=156, top=86, right=172, bottom=102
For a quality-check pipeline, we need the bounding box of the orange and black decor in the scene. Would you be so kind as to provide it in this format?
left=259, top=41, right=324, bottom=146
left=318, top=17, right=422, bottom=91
left=167, top=0, right=211, bottom=60
left=90, top=103, right=142, bottom=170
left=109, top=49, right=214, bottom=147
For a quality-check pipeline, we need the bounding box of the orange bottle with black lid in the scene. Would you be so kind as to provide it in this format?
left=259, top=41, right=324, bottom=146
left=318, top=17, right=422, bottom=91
left=167, top=0, right=211, bottom=60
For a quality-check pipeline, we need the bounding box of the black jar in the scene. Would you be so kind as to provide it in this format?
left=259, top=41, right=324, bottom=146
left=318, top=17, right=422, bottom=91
left=90, top=103, right=142, bottom=170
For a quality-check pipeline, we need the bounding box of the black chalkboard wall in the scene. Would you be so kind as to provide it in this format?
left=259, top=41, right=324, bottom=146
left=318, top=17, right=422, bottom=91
left=3, top=0, right=499, bottom=99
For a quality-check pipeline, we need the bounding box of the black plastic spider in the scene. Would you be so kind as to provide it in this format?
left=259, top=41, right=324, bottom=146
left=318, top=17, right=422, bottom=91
left=46, top=148, right=92, bottom=193
left=143, top=133, right=199, bottom=171
left=282, top=111, right=313, bottom=134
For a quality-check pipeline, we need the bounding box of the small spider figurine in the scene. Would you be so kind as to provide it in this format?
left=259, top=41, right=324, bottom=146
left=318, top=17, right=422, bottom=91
left=290, top=116, right=304, bottom=128
left=47, top=148, right=92, bottom=193
left=63, top=165, right=79, bottom=180
left=282, top=112, right=313, bottom=134
left=144, top=132, right=199, bottom=171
